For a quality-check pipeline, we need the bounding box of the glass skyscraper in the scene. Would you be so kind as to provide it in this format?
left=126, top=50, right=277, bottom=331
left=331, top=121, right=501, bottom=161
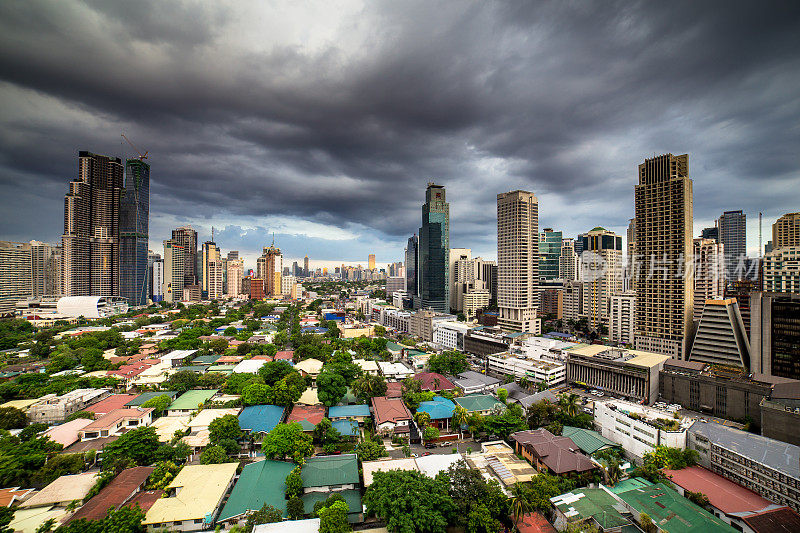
left=419, top=183, right=449, bottom=312
left=405, top=234, right=418, bottom=300
left=120, top=159, right=150, bottom=306
left=539, top=228, right=562, bottom=280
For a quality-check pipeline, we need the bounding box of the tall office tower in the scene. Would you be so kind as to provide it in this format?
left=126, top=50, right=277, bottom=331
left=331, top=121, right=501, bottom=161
left=227, top=251, right=239, bottom=261
left=497, top=190, right=539, bottom=333
left=30, top=241, right=62, bottom=297
left=227, top=259, right=244, bottom=297
left=291, top=261, right=299, bottom=277
left=303, top=256, right=310, bottom=277
left=119, top=158, right=150, bottom=307
left=0, top=241, right=33, bottom=315
left=718, top=210, right=746, bottom=283
left=626, top=218, right=636, bottom=258
left=207, top=260, right=224, bottom=300
left=725, top=279, right=756, bottom=336
left=574, top=233, right=587, bottom=256
left=751, top=292, right=800, bottom=379
left=773, top=212, right=800, bottom=248
left=609, top=291, right=636, bottom=345
left=257, top=245, right=282, bottom=296
left=151, top=259, right=164, bottom=302
left=419, top=183, right=450, bottom=313
left=764, top=241, right=773, bottom=254
left=147, top=251, right=160, bottom=300
left=449, top=248, right=473, bottom=311
left=368, top=254, right=376, bottom=270
left=763, top=247, right=800, bottom=293
left=172, top=226, right=198, bottom=286
left=579, top=227, right=623, bottom=328
left=405, top=234, right=419, bottom=302
left=201, top=240, right=221, bottom=296
left=473, top=258, right=498, bottom=306
left=700, top=227, right=719, bottom=241
left=559, top=238, right=580, bottom=281
left=62, top=151, right=123, bottom=297
left=539, top=228, right=562, bottom=281
left=563, top=281, right=583, bottom=322
left=162, top=239, right=185, bottom=303
left=634, top=153, right=694, bottom=359
left=693, top=238, right=725, bottom=317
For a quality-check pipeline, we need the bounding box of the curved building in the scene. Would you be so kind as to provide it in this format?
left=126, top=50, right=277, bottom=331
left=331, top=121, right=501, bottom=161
left=56, top=296, right=129, bottom=318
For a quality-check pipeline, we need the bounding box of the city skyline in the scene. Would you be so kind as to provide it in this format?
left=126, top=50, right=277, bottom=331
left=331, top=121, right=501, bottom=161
left=0, top=2, right=798, bottom=265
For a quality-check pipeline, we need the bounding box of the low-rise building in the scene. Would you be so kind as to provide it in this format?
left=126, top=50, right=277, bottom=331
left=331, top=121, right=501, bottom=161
left=238, top=405, right=285, bottom=435
left=294, top=358, right=324, bottom=382
left=463, top=327, right=519, bottom=357
left=417, top=396, right=456, bottom=430
left=371, top=396, right=412, bottom=435
left=353, top=359, right=379, bottom=376
left=511, top=429, right=596, bottom=476
left=167, top=389, right=218, bottom=416
left=363, top=454, right=464, bottom=487
left=287, top=404, right=326, bottom=432
left=452, top=370, right=500, bottom=395
left=760, top=380, right=800, bottom=445
left=454, top=394, right=505, bottom=416
left=300, top=454, right=362, bottom=522
left=327, top=404, right=371, bottom=424
left=64, top=467, right=156, bottom=525
left=550, top=488, right=631, bottom=531
left=28, top=388, right=110, bottom=423
left=377, top=361, right=414, bottom=381
left=432, top=321, right=472, bottom=351
left=79, top=408, right=154, bottom=440
left=466, top=441, right=537, bottom=489
left=413, top=372, right=456, bottom=392
left=217, top=460, right=296, bottom=526
left=488, top=351, right=566, bottom=386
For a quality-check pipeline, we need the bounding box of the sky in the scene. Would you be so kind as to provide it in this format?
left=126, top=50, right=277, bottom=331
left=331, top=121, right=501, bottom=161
left=0, top=1, right=799, bottom=272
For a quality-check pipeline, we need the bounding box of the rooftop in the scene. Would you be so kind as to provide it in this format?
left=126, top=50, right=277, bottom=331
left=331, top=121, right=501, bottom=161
left=125, top=391, right=178, bottom=406
left=301, top=454, right=359, bottom=488
left=189, top=408, right=242, bottom=430
left=86, top=393, right=140, bottom=415
left=327, top=404, right=370, bottom=418
left=455, top=394, right=504, bottom=413
left=516, top=512, right=557, bottom=533
left=287, top=404, right=326, bottom=431
left=43, top=418, right=93, bottom=447
left=218, top=460, right=295, bottom=521
left=238, top=404, right=285, bottom=433
left=550, top=488, right=629, bottom=529
left=413, top=372, right=456, bottom=391
left=511, top=429, right=596, bottom=475
left=254, top=518, right=320, bottom=532
left=168, top=389, right=218, bottom=411
left=472, top=441, right=537, bottom=486
left=741, top=507, right=800, bottom=533
left=567, top=344, right=671, bottom=369
left=64, top=466, right=153, bottom=523
left=20, top=472, right=98, bottom=508
left=664, top=466, right=772, bottom=515
left=371, top=396, right=412, bottom=425
left=81, top=407, right=153, bottom=431
left=561, top=426, right=620, bottom=455
left=362, top=454, right=463, bottom=486
left=417, top=396, right=456, bottom=420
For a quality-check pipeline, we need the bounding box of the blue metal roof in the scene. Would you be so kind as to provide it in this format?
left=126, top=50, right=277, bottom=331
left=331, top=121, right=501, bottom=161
left=417, top=396, right=456, bottom=420
left=332, top=419, right=360, bottom=437
left=238, top=404, right=285, bottom=433
left=327, top=404, right=370, bottom=418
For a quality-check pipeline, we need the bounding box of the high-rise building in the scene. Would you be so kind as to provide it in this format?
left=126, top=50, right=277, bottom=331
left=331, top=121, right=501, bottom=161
left=201, top=240, right=220, bottom=296
left=574, top=233, right=587, bottom=256
left=119, top=158, right=150, bottom=307
left=633, top=153, right=694, bottom=359
left=151, top=259, right=164, bottom=302
left=449, top=248, right=473, bottom=311
left=62, top=151, right=124, bottom=297
left=539, top=228, right=562, bottom=281
left=0, top=241, right=32, bottom=315
left=207, top=260, right=224, bottom=300
left=303, top=255, right=310, bottom=277
left=368, top=254, right=376, bottom=270
left=718, top=210, right=746, bottom=283
left=693, top=238, right=725, bottom=318
left=257, top=245, right=282, bottom=297
left=750, top=292, right=800, bottom=379
left=473, top=258, right=497, bottom=305
left=147, top=251, right=160, bottom=301
left=609, top=291, right=636, bottom=345
left=405, top=234, right=418, bottom=304
left=227, top=259, right=243, bottom=297
left=688, top=298, right=750, bottom=369
left=419, top=183, right=449, bottom=313
left=227, top=251, right=239, bottom=261
left=563, top=281, right=583, bottom=322
left=763, top=246, right=800, bottom=294
left=580, top=227, right=623, bottom=328
left=162, top=239, right=185, bottom=303
left=558, top=238, right=580, bottom=281
left=773, top=212, right=800, bottom=249
left=30, top=241, right=62, bottom=297
left=171, top=226, right=198, bottom=287
left=700, top=226, right=719, bottom=241
left=497, top=190, right=540, bottom=333
left=626, top=218, right=636, bottom=258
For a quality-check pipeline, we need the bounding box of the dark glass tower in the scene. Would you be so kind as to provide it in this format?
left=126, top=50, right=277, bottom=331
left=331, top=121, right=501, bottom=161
left=120, top=159, right=150, bottom=306
left=419, top=183, right=449, bottom=312
left=405, top=234, right=418, bottom=299
left=539, top=228, right=562, bottom=280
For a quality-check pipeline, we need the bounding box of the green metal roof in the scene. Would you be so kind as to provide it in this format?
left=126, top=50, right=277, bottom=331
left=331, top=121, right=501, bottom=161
left=217, top=460, right=295, bottom=521
left=551, top=488, right=629, bottom=528
left=301, top=490, right=362, bottom=521
left=301, top=454, right=359, bottom=488
left=454, top=394, right=504, bottom=412
left=562, top=426, right=620, bottom=455
left=616, top=483, right=737, bottom=533
left=126, top=391, right=177, bottom=406
left=605, top=477, right=652, bottom=495
left=168, top=389, right=217, bottom=410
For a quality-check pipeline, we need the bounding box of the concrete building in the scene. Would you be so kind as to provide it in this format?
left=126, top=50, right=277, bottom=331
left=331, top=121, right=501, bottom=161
left=718, top=210, right=747, bottom=283
left=594, top=399, right=694, bottom=461
left=28, top=389, right=110, bottom=424
left=386, top=276, right=405, bottom=295
left=462, top=286, right=490, bottom=321
left=751, top=292, right=800, bottom=379
left=609, top=291, right=635, bottom=345
left=497, top=190, right=539, bottom=332
left=30, top=241, right=62, bottom=298
left=151, top=259, right=164, bottom=302
left=562, top=281, right=582, bottom=322
left=201, top=240, right=220, bottom=296
left=405, top=234, right=418, bottom=305
left=763, top=246, right=800, bottom=294
left=487, top=351, right=566, bottom=386
left=227, top=259, right=243, bottom=297
left=474, top=257, right=498, bottom=306
left=580, top=227, right=623, bottom=328
left=56, top=296, right=129, bottom=318
left=419, top=184, right=450, bottom=312
left=257, top=245, right=282, bottom=297
left=559, top=238, right=580, bottom=281
left=207, top=260, right=224, bottom=300
left=171, top=226, right=198, bottom=286
left=162, top=239, right=184, bottom=304
left=449, top=248, right=472, bottom=311
left=409, top=308, right=454, bottom=342
left=463, top=327, right=520, bottom=357
left=539, top=228, right=562, bottom=281
left=760, top=381, right=800, bottom=446
left=432, top=320, right=471, bottom=351
left=566, top=344, right=670, bottom=404
left=62, top=151, right=123, bottom=298
left=634, top=153, right=694, bottom=358
left=773, top=212, right=800, bottom=249
left=368, top=254, right=376, bottom=270
left=688, top=420, right=800, bottom=512
left=0, top=241, right=32, bottom=315
left=694, top=237, right=725, bottom=317
left=119, top=159, right=150, bottom=307
left=688, top=298, right=750, bottom=368
left=540, top=288, right=563, bottom=319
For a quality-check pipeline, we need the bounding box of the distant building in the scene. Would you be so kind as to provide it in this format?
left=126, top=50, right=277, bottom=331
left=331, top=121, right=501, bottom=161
left=227, top=259, right=243, bottom=297
left=449, top=248, right=473, bottom=311
left=257, top=245, right=282, bottom=297
left=207, top=260, right=224, bottom=300
left=419, top=184, right=450, bottom=312
left=559, top=238, right=580, bottom=281
left=119, top=159, right=150, bottom=307
left=0, top=241, right=32, bottom=315
left=171, top=226, right=198, bottom=287
left=773, top=212, right=800, bottom=249
left=719, top=210, right=747, bottom=283
left=688, top=298, right=750, bottom=368
left=580, top=227, right=622, bottom=328
left=386, top=276, right=405, bottom=295
left=701, top=226, right=719, bottom=241
left=540, top=289, right=563, bottom=319
left=562, top=281, right=582, bottom=322
left=693, top=237, right=725, bottom=318
left=539, top=228, right=562, bottom=281
left=609, top=291, right=635, bottom=345
left=751, top=292, right=800, bottom=379
left=404, top=234, right=418, bottom=305
left=763, top=246, right=800, bottom=294
left=162, top=239, right=184, bottom=303
left=30, top=241, right=62, bottom=298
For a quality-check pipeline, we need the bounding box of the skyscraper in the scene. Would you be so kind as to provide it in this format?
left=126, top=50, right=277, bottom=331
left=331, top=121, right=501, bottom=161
left=162, top=239, right=184, bottom=303
left=172, top=226, right=198, bottom=286
left=718, top=210, right=746, bottom=283
left=227, top=251, right=239, bottom=261
left=0, top=241, right=32, bottom=315
left=257, top=245, right=282, bottom=296
left=419, top=183, right=449, bottom=313
left=574, top=232, right=587, bottom=257
left=62, top=151, right=123, bottom=297
left=449, top=248, right=472, bottom=310
left=634, top=153, right=694, bottom=358
left=751, top=292, right=800, bottom=379
left=147, top=251, right=160, bottom=300
left=227, top=259, right=244, bottom=297
left=559, top=238, right=580, bottom=281
left=201, top=240, right=220, bottom=295
left=626, top=218, right=636, bottom=258
left=304, top=255, right=310, bottom=277
left=497, top=190, right=539, bottom=333
left=539, top=228, right=562, bottom=281
left=580, top=227, right=623, bottom=328
left=693, top=237, right=725, bottom=317
left=368, top=254, right=376, bottom=270
left=773, top=212, right=800, bottom=248
left=30, top=241, right=62, bottom=297
left=405, top=234, right=418, bottom=303
left=119, top=158, right=150, bottom=306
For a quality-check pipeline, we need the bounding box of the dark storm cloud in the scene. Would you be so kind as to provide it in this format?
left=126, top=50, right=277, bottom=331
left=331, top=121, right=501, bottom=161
left=0, top=0, right=798, bottom=260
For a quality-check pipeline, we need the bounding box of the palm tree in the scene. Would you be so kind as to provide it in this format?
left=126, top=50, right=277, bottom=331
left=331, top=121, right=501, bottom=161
left=519, top=376, right=530, bottom=391
left=559, top=393, right=580, bottom=418
left=451, top=406, right=468, bottom=438
left=510, top=483, right=531, bottom=532
left=602, top=459, right=623, bottom=487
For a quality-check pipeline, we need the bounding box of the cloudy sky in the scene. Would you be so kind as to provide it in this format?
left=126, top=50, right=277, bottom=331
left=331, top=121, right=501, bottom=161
left=1, top=1, right=799, bottom=271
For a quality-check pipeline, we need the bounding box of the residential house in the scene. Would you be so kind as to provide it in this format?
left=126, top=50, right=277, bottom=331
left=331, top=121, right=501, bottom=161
left=63, top=467, right=157, bottom=525
left=452, top=370, right=500, bottom=395
left=511, top=429, right=596, bottom=476
left=78, top=408, right=154, bottom=441
left=371, top=397, right=412, bottom=436
left=28, top=389, right=110, bottom=423
left=167, top=390, right=218, bottom=416
left=217, top=460, right=295, bottom=527
left=287, top=404, right=326, bottom=433
left=238, top=405, right=285, bottom=436
left=417, top=396, right=456, bottom=431
left=300, top=454, right=363, bottom=522
left=413, top=372, right=456, bottom=392
left=454, top=394, right=505, bottom=416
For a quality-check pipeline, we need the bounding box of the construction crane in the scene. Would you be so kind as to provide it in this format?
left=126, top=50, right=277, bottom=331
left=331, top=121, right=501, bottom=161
left=121, top=134, right=149, bottom=160
left=759, top=212, right=763, bottom=259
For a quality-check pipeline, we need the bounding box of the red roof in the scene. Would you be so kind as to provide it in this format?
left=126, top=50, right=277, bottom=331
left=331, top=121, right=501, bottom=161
left=0, top=487, right=34, bottom=507
left=64, top=466, right=153, bottom=523
left=664, top=466, right=773, bottom=515
left=413, top=372, right=456, bottom=391
left=125, top=489, right=164, bottom=513
left=371, top=396, right=412, bottom=425
left=516, top=512, right=557, bottom=533
left=86, top=394, right=140, bottom=416
left=216, top=355, right=244, bottom=364
left=287, top=404, right=326, bottom=427
left=386, top=381, right=403, bottom=398
left=251, top=355, right=273, bottom=361
left=275, top=351, right=294, bottom=360
left=742, top=507, right=800, bottom=532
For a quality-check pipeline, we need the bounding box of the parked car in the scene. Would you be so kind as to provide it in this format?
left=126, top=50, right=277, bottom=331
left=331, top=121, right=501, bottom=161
left=424, top=443, right=436, bottom=449
left=422, top=452, right=432, bottom=456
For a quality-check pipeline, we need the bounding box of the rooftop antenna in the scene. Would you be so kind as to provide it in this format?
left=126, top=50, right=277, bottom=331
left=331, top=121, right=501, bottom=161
left=212, top=226, right=215, bottom=242
left=272, top=232, right=275, bottom=247
left=759, top=212, right=762, bottom=259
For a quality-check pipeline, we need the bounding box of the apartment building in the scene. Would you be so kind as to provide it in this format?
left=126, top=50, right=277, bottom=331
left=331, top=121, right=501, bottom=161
left=609, top=291, right=636, bottom=345
left=28, top=389, right=111, bottom=424
left=487, top=351, right=566, bottom=386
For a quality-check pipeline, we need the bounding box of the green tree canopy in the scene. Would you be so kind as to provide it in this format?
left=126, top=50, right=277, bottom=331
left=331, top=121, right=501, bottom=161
left=427, top=351, right=469, bottom=376
left=363, top=470, right=456, bottom=533
left=241, top=383, right=273, bottom=406
left=317, top=371, right=348, bottom=407
left=209, top=414, right=243, bottom=444
left=261, top=422, right=314, bottom=463
left=140, top=394, right=172, bottom=416
left=200, top=445, right=232, bottom=464
left=0, top=407, right=27, bottom=430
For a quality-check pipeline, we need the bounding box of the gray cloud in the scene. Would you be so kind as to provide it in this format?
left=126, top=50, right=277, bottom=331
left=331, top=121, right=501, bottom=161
left=0, top=0, right=798, bottom=263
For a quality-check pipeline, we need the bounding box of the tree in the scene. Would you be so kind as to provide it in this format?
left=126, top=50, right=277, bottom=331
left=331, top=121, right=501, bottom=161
left=241, top=383, right=273, bottom=406
left=244, top=503, right=281, bottom=532
left=509, top=483, right=532, bottom=533
left=200, top=445, right=231, bottom=464
left=261, top=423, right=314, bottom=463
left=317, top=370, right=348, bottom=407
left=141, top=395, right=172, bottom=416
left=209, top=414, right=243, bottom=444
left=102, top=427, right=161, bottom=471
left=163, top=370, right=199, bottom=394
left=287, top=496, right=305, bottom=519
left=451, top=406, right=468, bottom=435
left=496, top=388, right=508, bottom=404
left=224, top=373, right=261, bottom=394
left=56, top=504, right=145, bottom=533
left=352, top=373, right=388, bottom=403
left=0, top=407, right=27, bottom=430
left=442, top=460, right=508, bottom=531
left=686, top=490, right=711, bottom=509
left=258, top=361, right=295, bottom=385
left=285, top=466, right=304, bottom=499
left=318, top=500, right=351, bottom=533
left=427, top=351, right=469, bottom=376
left=558, top=393, right=580, bottom=418
left=422, top=426, right=440, bottom=442
left=146, top=461, right=179, bottom=490
left=208, top=338, right=229, bottom=354
left=483, top=404, right=527, bottom=440
left=314, top=418, right=341, bottom=451
left=0, top=505, right=13, bottom=533
left=271, top=372, right=307, bottom=407
left=363, top=470, right=456, bottom=533
left=354, top=439, right=387, bottom=462
left=467, top=504, right=501, bottom=533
